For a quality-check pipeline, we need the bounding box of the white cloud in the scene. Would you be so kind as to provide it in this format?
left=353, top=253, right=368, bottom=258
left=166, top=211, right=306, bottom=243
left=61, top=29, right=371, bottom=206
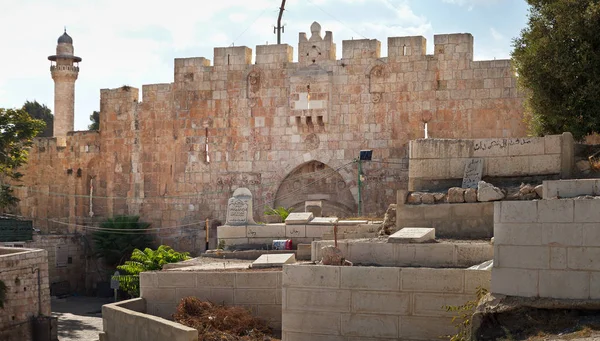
left=442, top=0, right=499, bottom=10
left=490, top=27, right=504, bottom=41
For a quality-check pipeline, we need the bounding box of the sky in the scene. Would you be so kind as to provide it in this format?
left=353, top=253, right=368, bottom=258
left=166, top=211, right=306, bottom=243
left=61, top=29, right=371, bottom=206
left=0, top=0, right=529, bottom=131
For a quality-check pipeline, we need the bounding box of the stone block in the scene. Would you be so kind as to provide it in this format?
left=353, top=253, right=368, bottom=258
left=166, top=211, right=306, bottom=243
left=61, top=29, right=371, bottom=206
left=538, top=270, right=590, bottom=299
left=251, top=253, right=296, bottom=268
left=456, top=244, right=494, bottom=267
left=541, top=223, right=582, bottom=246
left=574, top=200, right=600, bottom=223
left=464, top=188, right=478, bottom=202
left=234, top=288, right=278, bottom=304
left=590, top=272, right=600, bottom=299
left=246, top=224, right=285, bottom=238
left=499, top=201, right=537, bottom=223
left=139, top=272, right=157, bottom=288
left=235, top=272, right=278, bottom=288
left=400, top=316, right=455, bottom=340
left=208, top=288, right=235, bottom=305
left=491, top=267, right=538, bottom=297
left=282, top=311, right=341, bottom=335
left=286, top=288, right=350, bottom=312
left=464, top=269, right=491, bottom=293
left=341, top=314, right=399, bottom=338
left=285, top=212, right=314, bottom=224
left=305, top=225, right=330, bottom=238
left=296, top=244, right=311, bottom=260
left=494, top=223, right=542, bottom=246
left=388, top=227, right=435, bottom=243
left=582, top=223, right=600, bottom=246
left=567, top=247, right=600, bottom=271
left=175, top=287, right=210, bottom=302
left=413, top=293, right=474, bottom=317
left=497, top=245, right=549, bottom=269
left=549, top=247, right=567, bottom=269
left=537, top=199, right=574, bottom=223
left=347, top=242, right=394, bottom=265
left=309, top=217, right=339, bottom=225
left=156, top=272, right=196, bottom=288
left=341, top=266, right=400, bottom=290
left=283, top=265, right=340, bottom=288
left=529, top=154, right=561, bottom=174
left=543, top=179, right=599, bottom=199
left=544, top=134, right=562, bottom=154
left=140, top=288, right=176, bottom=304
left=452, top=202, right=486, bottom=217
left=217, top=225, right=247, bottom=238
left=413, top=243, right=455, bottom=267
left=197, top=272, right=235, bottom=288
left=401, top=268, right=464, bottom=293
left=351, top=291, right=410, bottom=315
left=486, top=156, right=529, bottom=176
left=286, top=224, right=306, bottom=238
left=448, top=187, right=465, bottom=203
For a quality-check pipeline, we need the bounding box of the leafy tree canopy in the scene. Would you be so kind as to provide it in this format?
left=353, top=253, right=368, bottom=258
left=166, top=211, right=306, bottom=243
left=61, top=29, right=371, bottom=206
left=512, top=0, right=600, bottom=141
left=88, top=111, right=99, bottom=131
left=22, top=101, right=53, bottom=137
left=92, top=215, right=154, bottom=267
left=0, top=108, right=45, bottom=209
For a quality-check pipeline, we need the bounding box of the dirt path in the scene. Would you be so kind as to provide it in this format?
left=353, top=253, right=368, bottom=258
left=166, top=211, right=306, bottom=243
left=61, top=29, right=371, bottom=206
left=52, top=296, right=112, bottom=341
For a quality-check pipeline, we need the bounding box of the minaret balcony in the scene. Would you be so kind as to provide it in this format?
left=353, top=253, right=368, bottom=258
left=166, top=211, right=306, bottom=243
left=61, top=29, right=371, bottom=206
left=50, top=65, right=80, bottom=72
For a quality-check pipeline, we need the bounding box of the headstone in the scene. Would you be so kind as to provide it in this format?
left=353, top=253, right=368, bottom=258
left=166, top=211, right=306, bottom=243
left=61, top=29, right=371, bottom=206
left=285, top=212, right=314, bottom=224
left=251, top=253, right=296, bottom=268
left=225, top=188, right=256, bottom=226
left=308, top=217, right=339, bottom=225
left=305, top=200, right=323, bottom=217
left=462, top=158, right=484, bottom=189
left=388, top=227, right=435, bottom=244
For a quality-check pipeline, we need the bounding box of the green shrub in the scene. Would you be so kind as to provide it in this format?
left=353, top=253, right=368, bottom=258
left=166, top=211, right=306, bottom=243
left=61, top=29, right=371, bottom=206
left=92, top=216, right=153, bottom=268
left=264, top=206, right=294, bottom=221
left=443, top=286, right=489, bottom=341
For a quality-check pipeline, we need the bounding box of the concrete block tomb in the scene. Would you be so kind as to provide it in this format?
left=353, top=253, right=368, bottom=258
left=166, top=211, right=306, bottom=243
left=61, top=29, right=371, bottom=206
left=388, top=227, right=435, bottom=243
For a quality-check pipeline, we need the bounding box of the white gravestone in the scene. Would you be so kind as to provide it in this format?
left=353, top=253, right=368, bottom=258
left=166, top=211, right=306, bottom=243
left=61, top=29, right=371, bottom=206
left=462, top=158, right=484, bottom=189
left=388, top=227, right=435, bottom=244
left=225, top=188, right=256, bottom=226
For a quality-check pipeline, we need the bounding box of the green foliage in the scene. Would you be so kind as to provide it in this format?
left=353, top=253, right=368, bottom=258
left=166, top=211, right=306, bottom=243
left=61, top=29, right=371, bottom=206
left=22, top=101, right=53, bottom=137
left=92, top=216, right=153, bottom=268
left=443, top=286, right=489, bottom=341
left=115, top=245, right=190, bottom=297
left=264, top=206, right=293, bottom=220
left=0, top=280, right=6, bottom=309
left=217, top=239, right=226, bottom=250
left=512, top=1, right=600, bottom=140
left=88, top=111, right=100, bottom=131
left=0, top=107, right=45, bottom=209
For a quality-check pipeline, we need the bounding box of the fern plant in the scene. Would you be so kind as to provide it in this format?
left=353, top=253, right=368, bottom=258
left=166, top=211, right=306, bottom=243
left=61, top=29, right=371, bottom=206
left=114, top=245, right=190, bottom=297
left=443, top=286, right=489, bottom=341
left=264, top=206, right=294, bottom=221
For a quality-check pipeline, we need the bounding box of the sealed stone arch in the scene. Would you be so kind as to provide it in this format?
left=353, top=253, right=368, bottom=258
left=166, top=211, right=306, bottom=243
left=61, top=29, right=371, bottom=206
left=273, top=160, right=356, bottom=217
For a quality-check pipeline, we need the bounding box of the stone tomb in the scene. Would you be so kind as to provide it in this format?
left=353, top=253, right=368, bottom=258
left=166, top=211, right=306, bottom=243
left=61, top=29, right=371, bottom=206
left=285, top=212, right=314, bottom=224
left=388, top=227, right=435, bottom=243
left=251, top=253, right=296, bottom=268
left=225, top=187, right=256, bottom=226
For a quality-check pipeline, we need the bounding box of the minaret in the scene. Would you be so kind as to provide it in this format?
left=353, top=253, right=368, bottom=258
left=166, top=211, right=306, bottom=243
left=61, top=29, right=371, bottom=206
left=48, top=29, right=81, bottom=143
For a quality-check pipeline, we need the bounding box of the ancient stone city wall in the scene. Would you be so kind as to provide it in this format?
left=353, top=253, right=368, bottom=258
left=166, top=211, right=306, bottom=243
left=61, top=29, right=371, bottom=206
left=13, top=24, right=525, bottom=247
left=0, top=247, right=51, bottom=341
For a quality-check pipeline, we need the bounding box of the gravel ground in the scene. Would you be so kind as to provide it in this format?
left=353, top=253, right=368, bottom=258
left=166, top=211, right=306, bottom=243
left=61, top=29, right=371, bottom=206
left=52, top=296, right=113, bottom=341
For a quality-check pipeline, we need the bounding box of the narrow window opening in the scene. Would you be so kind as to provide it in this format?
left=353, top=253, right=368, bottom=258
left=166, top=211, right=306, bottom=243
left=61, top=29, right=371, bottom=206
left=227, top=54, right=230, bottom=65
left=306, top=116, right=313, bottom=125
left=317, top=116, right=324, bottom=126
left=403, top=45, right=407, bottom=56
left=307, top=85, right=311, bottom=109
left=295, top=116, right=302, bottom=125
left=205, top=127, right=210, bottom=164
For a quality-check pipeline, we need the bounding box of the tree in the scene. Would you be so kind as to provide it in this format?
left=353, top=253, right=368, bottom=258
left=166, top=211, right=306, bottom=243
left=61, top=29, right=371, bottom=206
left=22, top=101, right=53, bottom=137
left=0, top=108, right=45, bottom=209
left=115, top=245, right=190, bottom=297
left=92, top=216, right=154, bottom=267
left=512, top=1, right=600, bottom=141
left=88, top=111, right=100, bottom=131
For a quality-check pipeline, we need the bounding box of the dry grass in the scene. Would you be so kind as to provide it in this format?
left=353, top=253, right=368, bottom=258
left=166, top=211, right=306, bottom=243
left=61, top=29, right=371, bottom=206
left=173, top=297, right=279, bottom=341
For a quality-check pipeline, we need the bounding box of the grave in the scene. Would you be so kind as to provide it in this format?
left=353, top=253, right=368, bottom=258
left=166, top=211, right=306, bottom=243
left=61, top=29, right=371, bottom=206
left=225, top=187, right=256, bottom=226
left=462, top=158, right=483, bottom=188
left=285, top=212, right=314, bottom=224
left=388, top=227, right=435, bottom=244
left=251, top=253, right=296, bottom=268
left=308, top=217, right=338, bottom=225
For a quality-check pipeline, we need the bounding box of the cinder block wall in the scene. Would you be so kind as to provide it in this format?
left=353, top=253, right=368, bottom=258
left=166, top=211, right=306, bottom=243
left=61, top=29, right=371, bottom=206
left=408, top=133, right=574, bottom=191
left=140, top=270, right=282, bottom=329
left=397, top=202, right=494, bottom=238
left=282, top=265, right=490, bottom=340
left=492, top=197, right=600, bottom=299
left=0, top=247, right=51, bottom=341
left=312, top=240, right=493, bottom=267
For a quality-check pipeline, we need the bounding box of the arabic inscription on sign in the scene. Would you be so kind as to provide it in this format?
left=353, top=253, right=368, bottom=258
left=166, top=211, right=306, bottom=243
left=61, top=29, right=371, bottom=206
left=462, top=158, right=483, bottom=189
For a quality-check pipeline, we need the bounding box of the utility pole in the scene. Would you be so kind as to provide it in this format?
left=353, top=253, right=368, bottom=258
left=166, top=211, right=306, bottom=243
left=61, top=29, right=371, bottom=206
left=275, top=0, right=286, bottom=44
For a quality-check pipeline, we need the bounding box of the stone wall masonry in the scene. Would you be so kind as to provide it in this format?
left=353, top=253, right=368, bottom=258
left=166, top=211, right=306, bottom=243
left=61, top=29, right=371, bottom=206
left=311, top=240, right=492, bottom=268
left=397, top=202, right=494, bottom=239
left=218, top=223, right=335, bottom=247
left=281, top=264, right=491, bottom=340
left=15, top=24, right=526, bottom=250
left=99, top=297, right=198, bottom=341
left=0, top=247, right=51, bottom=341
left=543, top=179, right=600, bottom=199
left=492, top=196, right=600, bottom=299
left=140, top=270, right=283, bottom=330
left=408, top=133, right=573, bottom=191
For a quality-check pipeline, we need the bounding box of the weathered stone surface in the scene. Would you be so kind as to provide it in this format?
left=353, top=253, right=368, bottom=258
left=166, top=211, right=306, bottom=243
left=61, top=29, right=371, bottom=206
left=388, top=227, right=435, bottom=244
left=378, top=204, right=397, bottom=236
left=309, top=217, right=339, bottom=225
left=464, top=188, right=478, bottom=203
left=519, top=183, right=535, bottom=195
left=477, top=181, right=505, bottom=202
left=285, top=212, right=314, bottom=225
left=225, top=188, right=256, bottom=226
left=534, top=185, right=544, bottom=198
left=421, top=193, right=435, bottom=204
left=407, top=192, right=423, bottom=204
left=448, top=187, right=466, bottom=203
left=320, top=246, right=345, bottom=265
left=433, top=193, right=447, bottom=203
left=251, top=253, right=296, bottom=268
left=576, top=159, right=592, bottom=174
